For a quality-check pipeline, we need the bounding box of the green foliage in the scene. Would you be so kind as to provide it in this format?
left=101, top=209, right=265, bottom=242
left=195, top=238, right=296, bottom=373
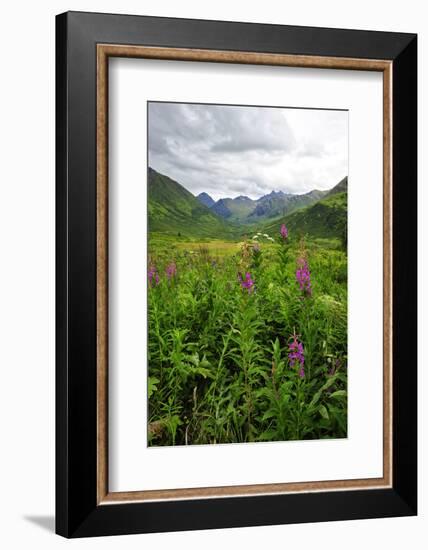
left=147, top=231, right=347, bottom=446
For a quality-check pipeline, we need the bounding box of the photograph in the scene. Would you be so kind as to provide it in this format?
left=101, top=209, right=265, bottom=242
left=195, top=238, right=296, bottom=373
left=147, top=101, right=349, bottom=446
left=0, top=2, right=420, bottom=545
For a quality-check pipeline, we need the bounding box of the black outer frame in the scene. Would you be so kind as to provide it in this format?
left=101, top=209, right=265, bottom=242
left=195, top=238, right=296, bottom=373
left=56, top=11, right=417, bottom=538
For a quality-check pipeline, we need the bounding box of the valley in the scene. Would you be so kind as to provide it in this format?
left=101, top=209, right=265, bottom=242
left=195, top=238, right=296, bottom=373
left=148, top=166, right=347, bottom=246
left=147, top=167, right=348, bottom=446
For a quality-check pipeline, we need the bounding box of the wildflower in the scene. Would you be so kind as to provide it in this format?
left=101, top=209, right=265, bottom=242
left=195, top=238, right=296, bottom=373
left=263, top=233, right=269, bottom=238
left=288, top=334, right=305, bottom=367
left=296, top=257, right=312, bottom=296
left=238, top=272, right=255, bottom=294
left=267, top=237, right=275, bottom=242
left=288, top=332, right=305, bottom=377
left=148, top=265, right=160, bottom=287
left=252, top=235, right=259, bottom=240
left=280, top=224, right=288, bottom=240
left=166, top=261, right=177, bottom=280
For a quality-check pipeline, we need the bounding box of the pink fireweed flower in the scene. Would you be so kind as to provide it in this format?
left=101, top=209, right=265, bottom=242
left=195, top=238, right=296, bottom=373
left=288, top=332, right=305, bottom=377
left=238, top=272, right=255, bottom=294
left=280, top=224, right=288, bottom=240
left=148, top=265, right=160, bottom=287
left=166, top=262, right=177, bottom=280
left=296, top=257, right=312, bottom=296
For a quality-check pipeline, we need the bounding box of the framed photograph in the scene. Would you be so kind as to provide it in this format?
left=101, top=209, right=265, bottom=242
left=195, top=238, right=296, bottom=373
left=56, top=11, right=417, bottom=537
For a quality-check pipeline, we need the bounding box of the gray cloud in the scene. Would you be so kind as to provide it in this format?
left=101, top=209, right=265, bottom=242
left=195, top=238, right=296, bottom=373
left=148, top=102, right=348, bottom=200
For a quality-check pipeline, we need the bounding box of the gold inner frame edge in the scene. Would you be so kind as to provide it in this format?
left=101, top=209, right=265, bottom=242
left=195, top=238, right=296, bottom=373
left=96, top=44, right=393, bottom=504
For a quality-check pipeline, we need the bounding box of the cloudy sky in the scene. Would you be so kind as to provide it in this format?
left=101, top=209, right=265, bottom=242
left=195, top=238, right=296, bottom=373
left=148, top=102, right=348, bottom=201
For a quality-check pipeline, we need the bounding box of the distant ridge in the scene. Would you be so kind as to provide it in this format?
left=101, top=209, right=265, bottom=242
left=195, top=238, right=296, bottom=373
left=325, top=176, right=348, bottom=198
left=262, top=177, right=347, bottom=240
left=205, top=186, right=331, bottom=224
left=210, top=196, right=255, bottom=221
left=197, top=192, right=215, bottom=208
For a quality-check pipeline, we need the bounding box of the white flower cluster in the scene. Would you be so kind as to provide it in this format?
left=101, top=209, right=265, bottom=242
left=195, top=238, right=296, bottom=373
left=252, top=231, right=274, bottom=242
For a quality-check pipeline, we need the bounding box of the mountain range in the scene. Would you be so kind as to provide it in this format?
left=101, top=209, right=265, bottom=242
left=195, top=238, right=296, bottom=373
left=148, top=167, right=347, bottom=240
left=196, top=192, right=216, bottom=208
left=197, top=187, right=328, bottom=224
left=263, top=183, right=347, bottom=241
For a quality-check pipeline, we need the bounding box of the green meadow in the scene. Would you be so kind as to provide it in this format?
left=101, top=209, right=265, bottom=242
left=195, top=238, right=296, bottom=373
left=147, top=169, right=348, bottom=446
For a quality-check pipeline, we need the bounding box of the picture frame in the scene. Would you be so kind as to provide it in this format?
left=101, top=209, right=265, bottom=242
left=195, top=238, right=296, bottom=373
left=56, top=11, right=417, bottom=538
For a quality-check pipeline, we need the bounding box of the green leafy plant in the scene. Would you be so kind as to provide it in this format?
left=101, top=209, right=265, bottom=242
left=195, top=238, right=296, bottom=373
left=147, top=228, right=347, bottom=446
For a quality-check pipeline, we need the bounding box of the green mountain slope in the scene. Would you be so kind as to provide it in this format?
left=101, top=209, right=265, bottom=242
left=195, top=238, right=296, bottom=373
left=148, top=168, right=237, bottom=238
left=262, top=190, right=347, bottom=240
left=325, top=176, right=348, bottom=198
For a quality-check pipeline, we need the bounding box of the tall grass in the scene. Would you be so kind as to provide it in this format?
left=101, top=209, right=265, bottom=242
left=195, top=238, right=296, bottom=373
left=147, top=231, right=347, bottom=445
